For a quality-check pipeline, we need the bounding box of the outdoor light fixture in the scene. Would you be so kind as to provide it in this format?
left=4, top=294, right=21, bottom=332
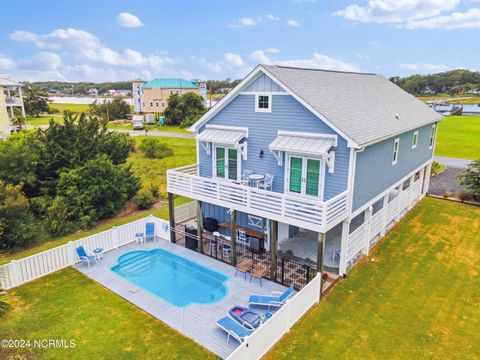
left=259, top=150, right=264, bottom=158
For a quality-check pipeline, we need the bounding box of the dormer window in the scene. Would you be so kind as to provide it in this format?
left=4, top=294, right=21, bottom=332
left=255, top=94, right=272, bottom=113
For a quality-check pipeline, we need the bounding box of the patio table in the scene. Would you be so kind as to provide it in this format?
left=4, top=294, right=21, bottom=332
left=248, top=174, right=265, bottom=188
left=93, top=248, right=104, bottom=261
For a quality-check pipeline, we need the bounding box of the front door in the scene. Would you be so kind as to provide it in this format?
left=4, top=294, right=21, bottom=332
left=287, top=155, right=322, bottom=198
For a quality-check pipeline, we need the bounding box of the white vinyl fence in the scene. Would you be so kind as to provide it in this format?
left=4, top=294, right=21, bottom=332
left=0, top=215, right=170, bottom=290
left=174, top=201, right=197, bottom=223
left=226, top=273, right=321, bottom=360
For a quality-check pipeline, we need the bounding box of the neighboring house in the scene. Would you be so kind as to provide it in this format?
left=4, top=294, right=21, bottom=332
left=132, top=78, right=200, bottom=115
left=466, top=88, right=480, bottom=95
left=421, top=86, right=435, bottom=95
left=0, top=77, right=25, bottom=137
left=86, top=88, right=99, bottom=96
left=166, top=65, right=442, bottom=276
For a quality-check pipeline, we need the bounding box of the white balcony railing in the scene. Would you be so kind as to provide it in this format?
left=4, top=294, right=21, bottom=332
left=5, top=97, right=23, bottom=106
left=167, top=164, right=349, bottom=233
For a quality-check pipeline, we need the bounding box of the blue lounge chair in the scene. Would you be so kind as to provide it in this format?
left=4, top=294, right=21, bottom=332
left=145, top=222, right=155, bottom=242
left=248, top=283, right=295, bottom=310
left=216, top=316, right=254, bottom=343
left=75, top=246, right=96, bottom=268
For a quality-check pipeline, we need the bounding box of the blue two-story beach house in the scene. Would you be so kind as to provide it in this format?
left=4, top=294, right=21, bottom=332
left=167, top=65, right=441, bottom=277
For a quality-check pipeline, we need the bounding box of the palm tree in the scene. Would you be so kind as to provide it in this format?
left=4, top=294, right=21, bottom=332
left=0, top=256, right=9, bottom=320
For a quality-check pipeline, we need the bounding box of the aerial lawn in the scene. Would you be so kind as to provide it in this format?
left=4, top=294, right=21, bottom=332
left=435, top=115, right=480, bottom=160
left=26, top=115, right=63, bottom=126
left=0, top=268, right=215, bottom=360
left=266, top=197, right=480, bottom=360
left=49, top=103, right=90, bottom=114
left=107, top=122, right=190, bottom=134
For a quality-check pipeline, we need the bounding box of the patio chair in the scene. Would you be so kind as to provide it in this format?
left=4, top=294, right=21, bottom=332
left=332, top=249, right=341, bottom=262
left=75, top=246, right=96, bottom=269
left=241, top=169, right=253, bottom=186
left=249, top=263, right=267, bottom=286
left=237, top=229, right=248, bottom=247
left=145, top=222, right=155, bottom=242
left=216, top=316, right=254, bottom=343
left=259, top=173, right=274, bottom=191
left=235, top=256, right=253, bottom=280
left=248, top=283, right=295, bottom=310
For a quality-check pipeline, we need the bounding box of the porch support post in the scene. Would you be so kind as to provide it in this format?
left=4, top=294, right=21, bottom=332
left=422, top=163, right=432, bottom=195
left=339, top=220, right=350, bottom=276
left=230, top=210, right=237, bottom=267
left=317, top=232, right=326, bottom=297
left=168, top=192, right=176, bottom=243
left=362, top=206, right=373, bottom=255
left=380, top=194, right=389, bottom=237
left=270, top=220, right=278, bottom=281
left=197, top=201, right=203, bottom=254
left=395, top=186, right=402, bottom=221
left=408, top=175, right=415, bottom=209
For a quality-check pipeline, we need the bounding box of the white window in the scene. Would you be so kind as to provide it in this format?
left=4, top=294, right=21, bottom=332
left=255, top=94, right=272, bottom=113
left=412, top=131, right=418, bottom=149
left=213, top=146, right=240, bottom=181
left=392, top=138, right=400, bottom=165
left=429, top=124, right=436, bottom=149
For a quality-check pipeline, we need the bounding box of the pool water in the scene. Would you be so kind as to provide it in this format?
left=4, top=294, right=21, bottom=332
left=111, top=248, right=229, bottom=307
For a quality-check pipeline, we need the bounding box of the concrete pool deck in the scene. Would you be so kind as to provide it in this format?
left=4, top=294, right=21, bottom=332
left=76, top=238, right=287, bottom=359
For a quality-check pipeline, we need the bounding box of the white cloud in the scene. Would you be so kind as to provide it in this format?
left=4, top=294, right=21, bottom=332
left=117, top=12, right=144, bottom=28
left=286, top=19, right=301, bottom=27
left=265, top=47, right=280, bottom=54
left=224, top=52, right=244, bottom=67
left=400, top=62, right=451, bottom=73
left=229, top=14, right=280, bottom=28
left=334, top=0, right=459, bottom=24
left=0, top=54, right=16, bottom=70
left=406, top=8, right=480, bottom=29
left=249, top=51, right=359, bottom=72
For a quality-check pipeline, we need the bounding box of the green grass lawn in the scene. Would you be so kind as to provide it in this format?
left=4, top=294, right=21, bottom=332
left=435, top=115, right=480, bottom=160
left=26, top=115, right=63, bottom=126
left=49, top=103, right=90, bottom=114
left=0, top=268, right=215, bottom=360
left=107, top=122, right=189, bottom=134
left=266, top=197, right=480, bottom=360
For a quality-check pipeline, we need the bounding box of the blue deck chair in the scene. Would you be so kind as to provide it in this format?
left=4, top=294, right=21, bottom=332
left=216, top=316, right=254, bottom=343
left=248, top=283, right=295, bottom=310
left=145, top=222, right=155, bottom=242
left=75, top=246, right=96, bottom=269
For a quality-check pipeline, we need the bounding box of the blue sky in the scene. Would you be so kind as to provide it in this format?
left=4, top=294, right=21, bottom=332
left=0, top=0, right=479, bottom=82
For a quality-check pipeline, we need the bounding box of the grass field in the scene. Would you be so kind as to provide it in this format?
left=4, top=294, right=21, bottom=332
left=435, top=115, right=480, bottom=160
left=266, top=197, right=480, bottom=360
left=49, top=103, right=90, bottom=114
left=0, top=268, right=215, bottom=360
left=107, top=122, right=189, bottom=134
left=26, top=115, right=63, bottom=126
left=417, top=93, right=480, bottom=104
left=3, top=136, right=196, bottom=263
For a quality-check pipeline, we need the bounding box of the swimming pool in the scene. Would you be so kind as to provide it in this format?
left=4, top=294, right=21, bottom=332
left=111, top=248, right=229, bottom=307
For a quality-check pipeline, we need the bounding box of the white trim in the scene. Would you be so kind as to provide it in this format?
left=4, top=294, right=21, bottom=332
left=412, top=131, right=418, bottom=149
left=213, top=145, right=241, bottom=182
left=285, top=154, right=325, bottom=201
left=392, top=138, right=400, bottom=165
left=429, top=124, right=436, bottom=149
left=255, top=93, right=272, bottom=113
left=240, top=91, right=289, bottom=96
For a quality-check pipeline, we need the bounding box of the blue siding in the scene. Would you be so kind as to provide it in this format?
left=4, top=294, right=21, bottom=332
left=244, top=73, right=286, bottom=92
left=352, top=123, right=436, bottom=211
left=198, top=94, right=350, bottom=200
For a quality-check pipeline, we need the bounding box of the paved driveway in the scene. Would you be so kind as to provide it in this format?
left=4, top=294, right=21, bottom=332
left=434, top=156, right=472, bottom=169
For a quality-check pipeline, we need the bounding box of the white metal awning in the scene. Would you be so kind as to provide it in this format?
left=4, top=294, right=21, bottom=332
left=197, top=128, right=246, bottom=147
left=269, top=134, right=335, bottom=157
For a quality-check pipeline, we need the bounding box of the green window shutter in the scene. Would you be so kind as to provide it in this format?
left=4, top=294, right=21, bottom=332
left=228, top=148, right=238, bottom=180
left=216, top=147, right=225, bottom=178
left=289, top=157, right=303, bottom=193
left=306, top=159, right=320, bottom=196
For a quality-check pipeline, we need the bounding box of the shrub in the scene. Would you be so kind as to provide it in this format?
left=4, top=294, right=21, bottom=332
left=456, top=189, right=473, bottom=202
left=138, top=138, right=174, bottom=159
left=431, top=161, right=444, bottom=176
left=443, top=190, right=452, bottom=198
left=459, top=160, right=480, bottom=200
left=148, top=183, right=160, bottom=199
left=133, top=189, right=156, bottom=210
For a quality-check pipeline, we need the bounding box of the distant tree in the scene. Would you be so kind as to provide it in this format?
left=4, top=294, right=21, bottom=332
left=54, top=155, right=139, bottom=228
left=459, top=160, right=480, bottom=200
left=164, top=92, right=206, bottom=127
left=0, top=181, right=39, bottom=250
left=88, top=98, right=130, bottom=122
left=23, top=87, right=50, bottom=117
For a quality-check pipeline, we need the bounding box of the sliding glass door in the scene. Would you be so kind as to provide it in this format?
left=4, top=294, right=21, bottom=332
left=288, top=156, right=322, bottom=198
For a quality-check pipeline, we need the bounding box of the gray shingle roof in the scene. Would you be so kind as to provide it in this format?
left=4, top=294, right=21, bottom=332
left=263, top=65, right=442, bottom=147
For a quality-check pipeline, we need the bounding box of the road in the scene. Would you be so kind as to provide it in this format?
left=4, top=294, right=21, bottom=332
left=433, top=156, right=472, bottom=169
